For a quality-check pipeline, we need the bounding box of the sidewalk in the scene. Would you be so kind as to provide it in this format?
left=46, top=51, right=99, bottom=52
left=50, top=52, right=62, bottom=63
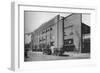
left=27, top=51, right=43, bottom=57
left=64, top=52, right=90, bottom=58
left=28, top=51, right=90, bottom=58
left=25, top=51, right=90, bottom=61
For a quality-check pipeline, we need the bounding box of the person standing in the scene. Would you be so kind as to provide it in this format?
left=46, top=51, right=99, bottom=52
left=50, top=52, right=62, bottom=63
left=51, top=45, right=55, bottom=54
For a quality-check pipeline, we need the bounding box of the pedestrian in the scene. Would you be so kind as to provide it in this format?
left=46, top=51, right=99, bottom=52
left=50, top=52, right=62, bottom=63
left=51, top=46, right=55, bottom=55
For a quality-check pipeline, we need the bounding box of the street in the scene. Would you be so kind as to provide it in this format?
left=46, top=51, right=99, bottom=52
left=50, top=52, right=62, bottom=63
left=25, top=51, right=90, bottom=61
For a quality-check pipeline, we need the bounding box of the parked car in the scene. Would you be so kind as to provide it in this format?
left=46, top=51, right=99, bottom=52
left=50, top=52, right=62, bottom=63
left=54, top=48, right=65, bottom=56
left=43, top=45, right=52, bottom=55
left=43, top=48, right=52, bottom=55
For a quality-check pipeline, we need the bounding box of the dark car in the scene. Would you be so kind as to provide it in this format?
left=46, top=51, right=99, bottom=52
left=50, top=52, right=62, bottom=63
left=43, top=48, right=52, bottom=55
left=43, top=45, right=52, bottom=55
left=54, top=48, right=65, bottom=56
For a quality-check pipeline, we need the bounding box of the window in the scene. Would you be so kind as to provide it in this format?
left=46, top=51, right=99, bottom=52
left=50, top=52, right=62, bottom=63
left=50, top=27, right=52, bottom=30
left=42, top=31, right=44, bottom=34
left=47, top=29, right=50, bottom=31
left=64, top=39, right=73, bottom=45
left=70, top=32, right=74, bottom=35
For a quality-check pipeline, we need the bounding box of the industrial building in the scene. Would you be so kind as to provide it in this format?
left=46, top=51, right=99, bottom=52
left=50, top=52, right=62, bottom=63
left=31, top=13, right=90, bottom=54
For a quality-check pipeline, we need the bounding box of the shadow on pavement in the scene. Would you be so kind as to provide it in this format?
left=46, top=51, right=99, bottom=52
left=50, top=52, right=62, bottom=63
left=59, top=54, right=69, bottom=57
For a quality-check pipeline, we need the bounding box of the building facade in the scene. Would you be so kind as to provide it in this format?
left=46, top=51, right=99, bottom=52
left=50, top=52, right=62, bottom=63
left=63, top=13, right=82, bottom=52
left=31, top=13, right=90, bottom=53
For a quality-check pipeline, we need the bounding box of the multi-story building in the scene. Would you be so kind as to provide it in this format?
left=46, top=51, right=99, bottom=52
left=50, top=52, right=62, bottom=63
left=31, top=13, right=90, bottom=53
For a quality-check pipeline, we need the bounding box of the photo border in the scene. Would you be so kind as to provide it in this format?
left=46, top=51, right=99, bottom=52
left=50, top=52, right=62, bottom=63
left=11, top=2, right=97, bottom=71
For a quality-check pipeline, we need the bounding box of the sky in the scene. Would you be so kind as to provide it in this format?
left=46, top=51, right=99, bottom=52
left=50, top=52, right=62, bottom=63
left=24, top=11, right=71, bottom=33
left=24, top=11, right=90, bottom=33
left=82, top=13, right=90, bottom=26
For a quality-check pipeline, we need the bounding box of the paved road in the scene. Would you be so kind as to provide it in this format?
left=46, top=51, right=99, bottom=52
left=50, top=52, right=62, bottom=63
left=25, top=51, right=90, bottom=62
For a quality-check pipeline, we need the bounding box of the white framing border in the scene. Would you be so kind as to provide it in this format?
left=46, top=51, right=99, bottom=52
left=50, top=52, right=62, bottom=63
left=11, top=2, right=97, bottom=71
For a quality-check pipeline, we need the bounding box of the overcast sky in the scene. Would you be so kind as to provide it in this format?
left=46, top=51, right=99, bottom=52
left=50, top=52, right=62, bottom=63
left=24, top=11, right=90, bottom=33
